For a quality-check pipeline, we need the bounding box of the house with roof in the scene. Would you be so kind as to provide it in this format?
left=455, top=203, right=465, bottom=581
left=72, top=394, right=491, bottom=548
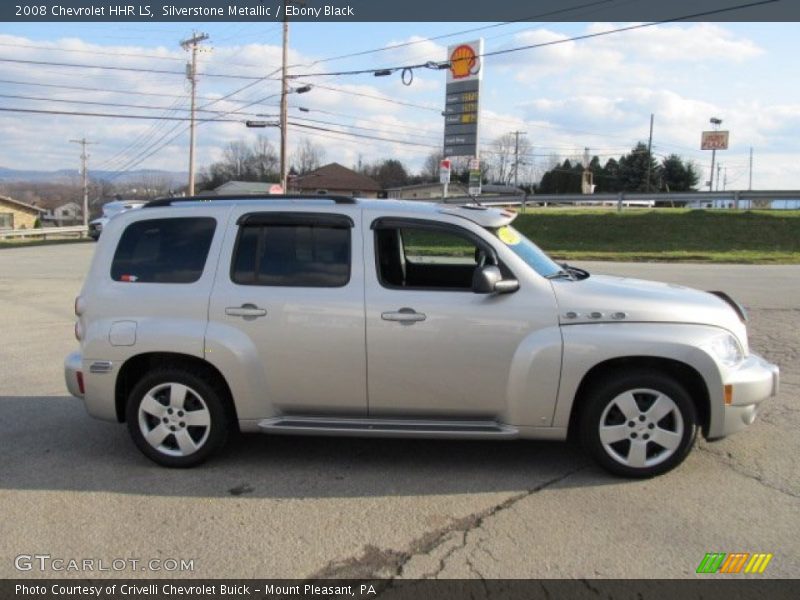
left=0, top=195, right=46, bottom=230
left=290, top=163, right=382, bottom=198
left=52, top=202, right=83, bottom=225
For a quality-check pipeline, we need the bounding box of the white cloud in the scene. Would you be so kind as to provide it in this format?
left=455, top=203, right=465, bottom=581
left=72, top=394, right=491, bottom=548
left=383, top=35, right=448, bottom=67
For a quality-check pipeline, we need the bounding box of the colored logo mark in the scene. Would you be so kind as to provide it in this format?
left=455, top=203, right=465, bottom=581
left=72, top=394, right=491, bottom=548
left=449, top=45, right=479, bottom=79
left=696, top=552, right=773, bottom=574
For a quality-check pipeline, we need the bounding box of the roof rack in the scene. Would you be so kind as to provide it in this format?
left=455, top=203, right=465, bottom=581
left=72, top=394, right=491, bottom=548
left=144, top=194, right=358, bottom=208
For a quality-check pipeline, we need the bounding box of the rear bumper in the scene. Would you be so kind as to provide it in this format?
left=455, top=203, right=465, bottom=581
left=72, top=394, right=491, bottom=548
left=712, top=353, right=779, bottom=439
left=65, top=350, right=119, bottom=421
left=64, top=351, right=83, bottom=398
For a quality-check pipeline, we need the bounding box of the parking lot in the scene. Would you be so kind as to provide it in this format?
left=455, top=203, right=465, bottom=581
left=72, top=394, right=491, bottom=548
left=0, top=242, right=798, bottom=579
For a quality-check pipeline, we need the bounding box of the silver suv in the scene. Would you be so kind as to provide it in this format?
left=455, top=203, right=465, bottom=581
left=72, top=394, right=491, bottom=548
left=64, top=195, right=779, bottom=477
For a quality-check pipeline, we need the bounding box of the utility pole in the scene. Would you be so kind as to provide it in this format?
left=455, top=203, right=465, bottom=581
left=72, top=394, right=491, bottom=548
left=748, top=147, right=753, bottom=190
left=645, top=113, right=654, bottom=192
left=181, top=31, right=209, bottom=197
left=511, top=130, right=526, bottom=188
left=279, top=15, right=290, bottom=192
left=69, top=138, right=95, bottom=228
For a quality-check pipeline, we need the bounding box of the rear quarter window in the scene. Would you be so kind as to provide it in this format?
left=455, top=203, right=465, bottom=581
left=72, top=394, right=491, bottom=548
left=111, top=217, right=216, bottom=283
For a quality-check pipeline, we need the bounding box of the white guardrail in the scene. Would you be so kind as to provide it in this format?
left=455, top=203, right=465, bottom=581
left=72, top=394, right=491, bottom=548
left=0, top=225, right=88, bottom=240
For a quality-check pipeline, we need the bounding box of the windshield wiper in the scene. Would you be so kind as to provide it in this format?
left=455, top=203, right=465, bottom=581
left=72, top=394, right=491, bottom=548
left=561, top=262, right=590, bottom=280
left=545, top=269, right=574, bottom=280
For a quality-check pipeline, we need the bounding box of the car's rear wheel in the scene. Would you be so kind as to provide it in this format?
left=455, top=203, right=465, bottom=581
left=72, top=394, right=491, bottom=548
left=580, top=371, right=698, bottom=478
left=126, top=369, right=229, bottom=468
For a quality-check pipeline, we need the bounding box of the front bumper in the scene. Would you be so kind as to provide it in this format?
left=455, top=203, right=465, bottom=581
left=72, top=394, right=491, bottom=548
left=714, top=352, right=779, bottom=438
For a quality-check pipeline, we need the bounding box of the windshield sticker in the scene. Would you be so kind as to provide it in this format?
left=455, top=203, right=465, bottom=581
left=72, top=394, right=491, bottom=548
left=498, top=226, right=521, bottom=246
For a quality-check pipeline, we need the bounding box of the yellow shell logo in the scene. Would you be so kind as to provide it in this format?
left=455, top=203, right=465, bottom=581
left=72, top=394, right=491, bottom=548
left=450, top=44, right=479, bottom=79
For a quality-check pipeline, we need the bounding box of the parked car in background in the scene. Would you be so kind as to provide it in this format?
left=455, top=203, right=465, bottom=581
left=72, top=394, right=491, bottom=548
left=88, top=200, right=146, bottom=240
left=65, top=195, right=779, bottom=477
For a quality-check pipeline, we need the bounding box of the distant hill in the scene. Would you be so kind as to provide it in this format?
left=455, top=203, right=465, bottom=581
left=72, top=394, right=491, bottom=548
left=0, top=167, right=187, bottom=186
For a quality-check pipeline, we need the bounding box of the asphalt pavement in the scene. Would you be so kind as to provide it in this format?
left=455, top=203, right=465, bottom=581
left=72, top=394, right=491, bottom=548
left=0, top=243, right=797, bottom=579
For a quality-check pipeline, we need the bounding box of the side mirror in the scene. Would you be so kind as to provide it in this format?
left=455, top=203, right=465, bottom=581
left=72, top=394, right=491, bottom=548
left=472, top=265, right=519, bottom=294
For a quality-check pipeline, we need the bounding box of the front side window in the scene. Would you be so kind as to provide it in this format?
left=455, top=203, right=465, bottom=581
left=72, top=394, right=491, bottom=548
left=111, top=217, right=216, bottom=283
left=231, top=217, right=351, bottom=287
left=375, top=223, right=494, bottom=291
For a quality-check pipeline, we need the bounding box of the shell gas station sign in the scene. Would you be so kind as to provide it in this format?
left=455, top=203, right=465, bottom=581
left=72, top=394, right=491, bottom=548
left=443, top=39, right=483, bottom=159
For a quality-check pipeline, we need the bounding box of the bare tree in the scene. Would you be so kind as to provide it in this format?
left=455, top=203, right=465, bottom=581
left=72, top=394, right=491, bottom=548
left=252, top=135, right=278, bottom=180
left=292, top=138, right=325, bottom=175
left=223, top=141, right=253, bottom=179
left=488, top=133, right=532, bottom=185
left=421, top=151, right=444, bottom=182
left=130, top=172, right=174, bottom=199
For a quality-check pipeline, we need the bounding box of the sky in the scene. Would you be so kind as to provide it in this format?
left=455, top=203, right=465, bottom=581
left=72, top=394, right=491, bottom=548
left=0, top=20, right=797, bottom=189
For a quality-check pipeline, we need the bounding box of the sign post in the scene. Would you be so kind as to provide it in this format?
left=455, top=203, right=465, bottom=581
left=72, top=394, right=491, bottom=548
left=701, top=130, right=729, bottom=192
left=468, top=158, right=481, bottom=197
left=443, top=38, right=483, bottom=198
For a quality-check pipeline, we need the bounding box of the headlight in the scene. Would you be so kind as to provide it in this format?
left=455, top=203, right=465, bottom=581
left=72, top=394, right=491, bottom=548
left=709, top=332, right=745, bottom=366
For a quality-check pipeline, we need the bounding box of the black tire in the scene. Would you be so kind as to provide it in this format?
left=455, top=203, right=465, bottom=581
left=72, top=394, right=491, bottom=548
left=126, top=368, right=229, bottom=468
left=579, top=371, right=698, bottom=478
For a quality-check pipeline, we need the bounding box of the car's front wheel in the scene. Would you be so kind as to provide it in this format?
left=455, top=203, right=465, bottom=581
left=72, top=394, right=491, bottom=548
left=580, top=371, right=698, bottom=478
left=126, top=369, right=229, bottom=467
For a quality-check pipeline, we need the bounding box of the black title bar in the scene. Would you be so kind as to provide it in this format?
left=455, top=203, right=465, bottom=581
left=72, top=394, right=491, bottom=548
left=2, top=0, right=797, bottom=22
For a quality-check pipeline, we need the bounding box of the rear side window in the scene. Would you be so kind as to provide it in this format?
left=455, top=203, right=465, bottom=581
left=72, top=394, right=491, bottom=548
left=231, top=214, right=351, bottom=287
left=111, top=217, right=216, bottom=283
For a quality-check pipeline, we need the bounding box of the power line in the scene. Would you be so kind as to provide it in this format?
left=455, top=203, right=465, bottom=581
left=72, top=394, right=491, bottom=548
left=301, top=83, right=645, bottom=143
left=0, top=77, right=259, bottom=103
left=0, top=56, right=268, bottom=80
left=289, top=121, right=439, bottom=149
left=93, top=97, right=190, bottom=171
left=291, top=111, right=442, bottom=142
left=0, top=41, right=184, bottom=61
left=294, top=0, right=616, bottom=67
left=287, top=116, right=445, bottom=148
left=196, top=66, right=283, bottom=111
left=287, top=0, right=779, bottom=79
left=308, top=82, right=441, bottom=112
left=0, top=92, right=261, bottom=116
left=106, top=124, right=189, bottom=182
left=0, top=106, right=239, bottom=121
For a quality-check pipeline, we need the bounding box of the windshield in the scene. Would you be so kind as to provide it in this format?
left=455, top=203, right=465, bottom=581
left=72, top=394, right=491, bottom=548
left=490, top=225, right=563, bottom=278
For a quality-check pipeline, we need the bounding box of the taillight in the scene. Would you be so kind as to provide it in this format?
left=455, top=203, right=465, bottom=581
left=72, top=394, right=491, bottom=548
left=76, top=371, right=85, bottom=394
left=74, top=296, right=85, bottom=316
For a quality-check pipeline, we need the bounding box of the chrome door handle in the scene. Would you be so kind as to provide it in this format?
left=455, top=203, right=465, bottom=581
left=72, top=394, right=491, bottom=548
left=381, top=308, right=426, bottom=323
left=225, top=304, right=267, bottom=318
